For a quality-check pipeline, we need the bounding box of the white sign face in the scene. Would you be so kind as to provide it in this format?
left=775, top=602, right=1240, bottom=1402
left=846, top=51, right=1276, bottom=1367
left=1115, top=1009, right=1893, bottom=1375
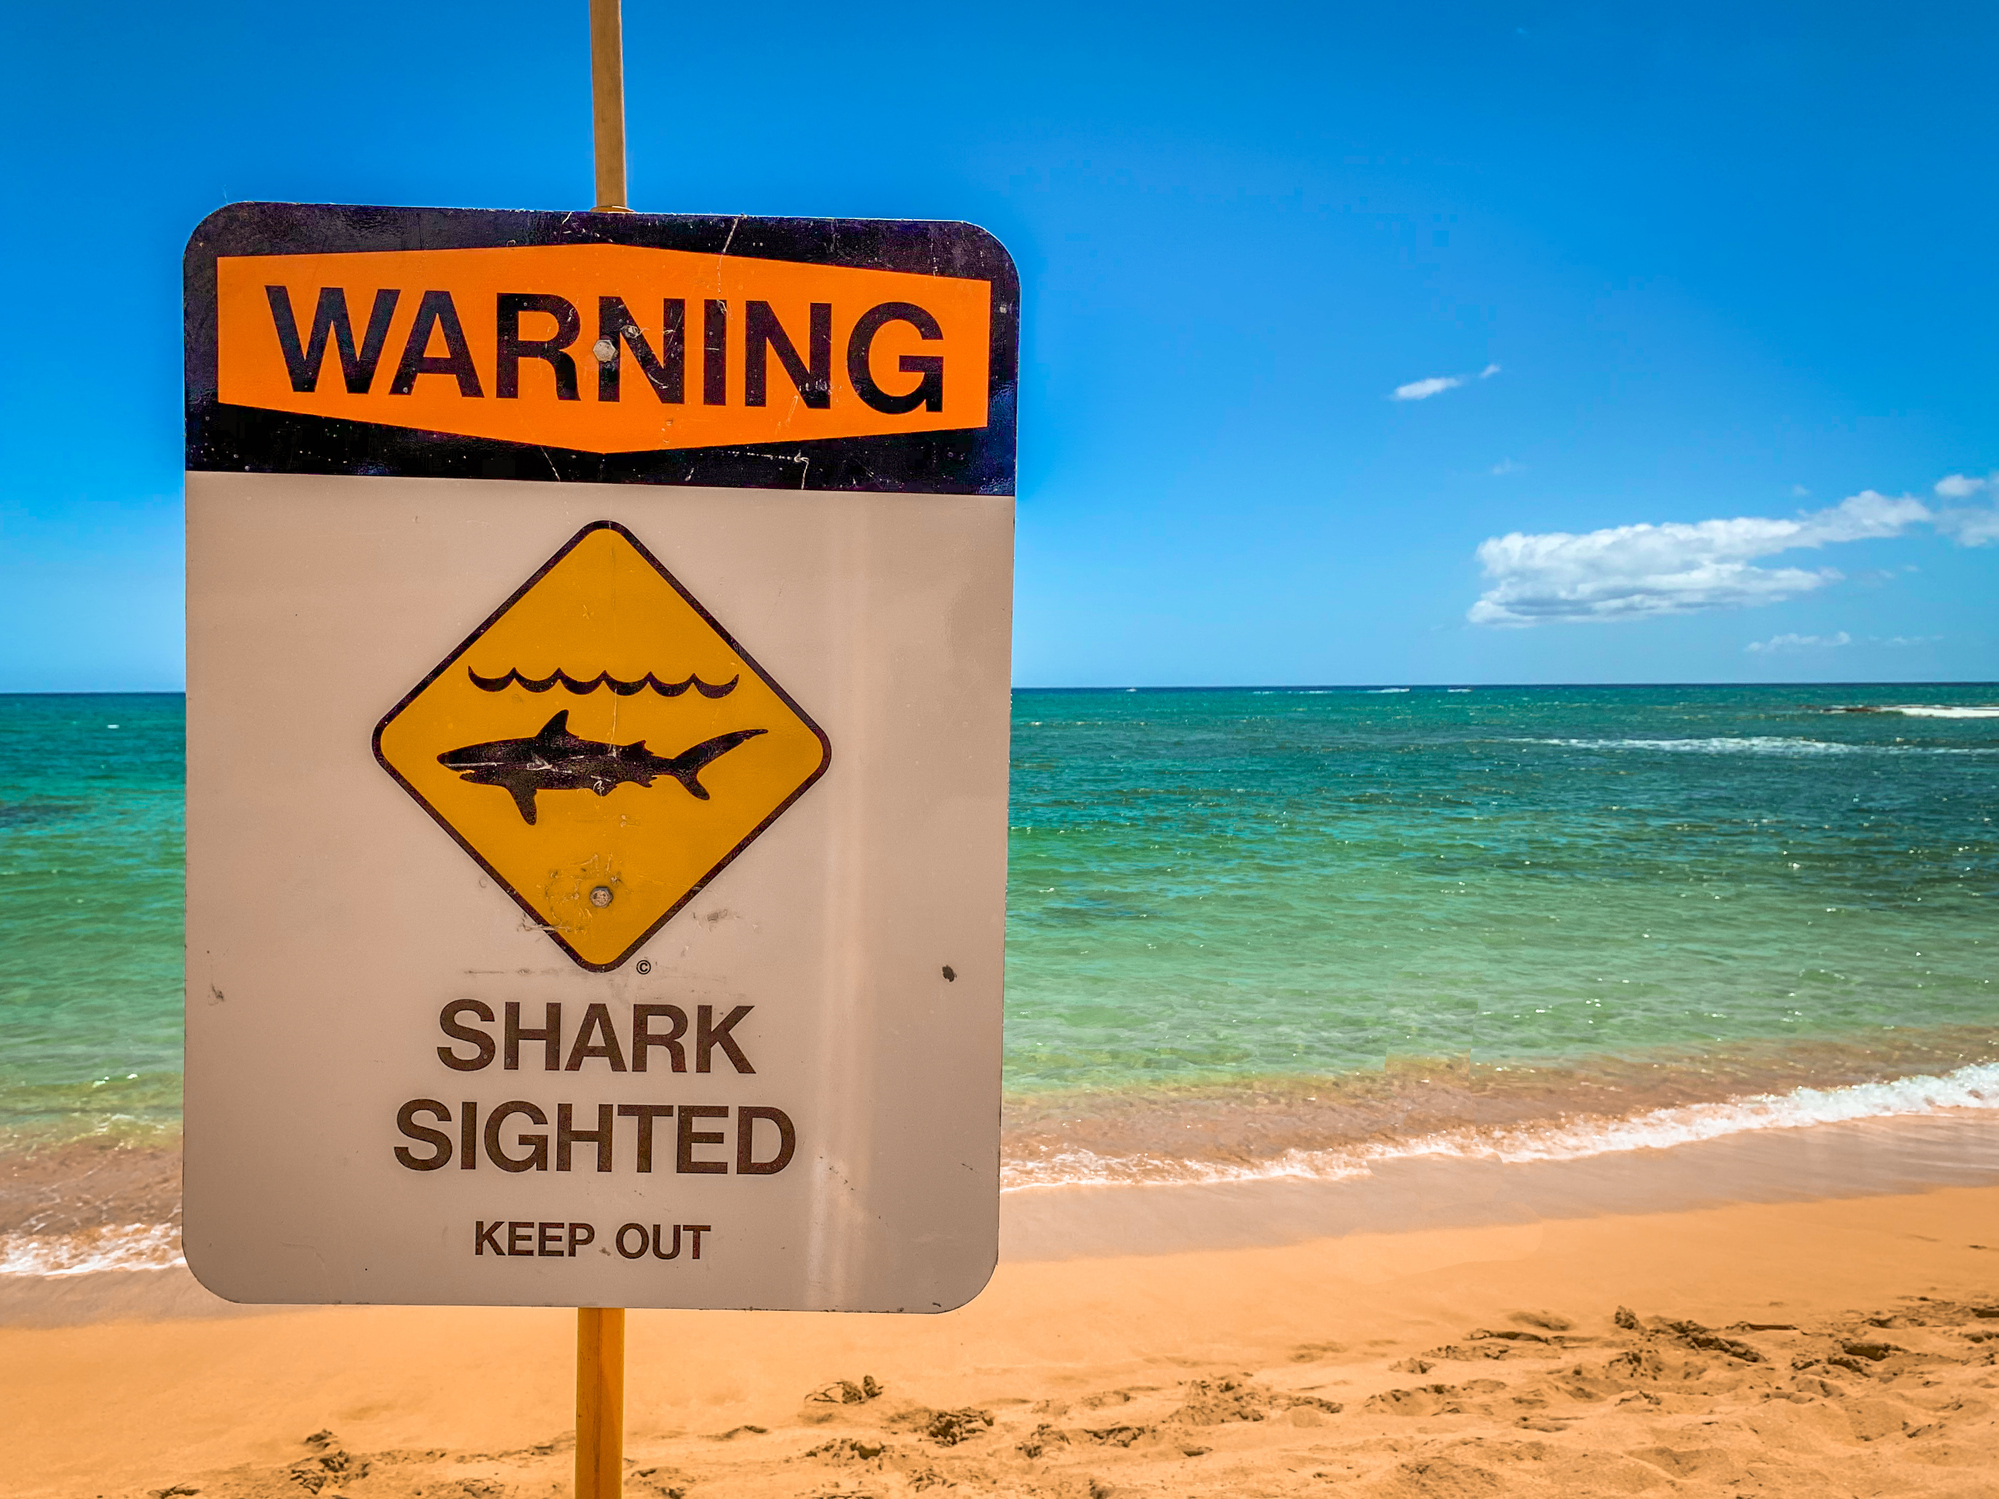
left=182, top=204, right=1018, bottom=1311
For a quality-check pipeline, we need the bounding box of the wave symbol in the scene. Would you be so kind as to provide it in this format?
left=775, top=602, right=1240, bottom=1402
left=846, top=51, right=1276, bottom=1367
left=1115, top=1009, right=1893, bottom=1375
left=468, top=668, right=740, bottom=698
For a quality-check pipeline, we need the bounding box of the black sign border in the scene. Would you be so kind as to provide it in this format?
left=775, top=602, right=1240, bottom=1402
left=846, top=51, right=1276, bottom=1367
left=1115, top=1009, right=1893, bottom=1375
left=186, top=202, right=1018, bottom=495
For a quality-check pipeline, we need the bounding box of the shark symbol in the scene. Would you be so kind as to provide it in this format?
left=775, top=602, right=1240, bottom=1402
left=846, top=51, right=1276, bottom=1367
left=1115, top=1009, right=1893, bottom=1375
left=437, top=710, right=767, bottom=825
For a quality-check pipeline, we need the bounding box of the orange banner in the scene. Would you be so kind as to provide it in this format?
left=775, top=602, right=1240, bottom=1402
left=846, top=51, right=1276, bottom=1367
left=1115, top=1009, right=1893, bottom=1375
left=217, top=243, right=990, bottom=453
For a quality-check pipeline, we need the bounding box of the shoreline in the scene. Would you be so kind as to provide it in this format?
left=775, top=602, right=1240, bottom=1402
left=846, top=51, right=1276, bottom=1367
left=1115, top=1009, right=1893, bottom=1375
left=1000, top=1047, right=1999, bottom=1190
left=1004, top=1109, right=1999, bottom=1259
left=8, top=1029, right=1997, bottom=1283
left=6, top=1108, right=1996, bottom=1327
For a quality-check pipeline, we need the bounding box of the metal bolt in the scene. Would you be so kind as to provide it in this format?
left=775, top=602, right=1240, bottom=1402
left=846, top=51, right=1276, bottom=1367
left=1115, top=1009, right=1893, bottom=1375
left=589, top=885, right=614, bottom=907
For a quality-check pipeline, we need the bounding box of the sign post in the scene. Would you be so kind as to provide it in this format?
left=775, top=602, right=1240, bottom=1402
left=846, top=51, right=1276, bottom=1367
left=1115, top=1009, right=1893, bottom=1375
left=588, top=0, right=627, bottom=213
left=583, top=14, right=628, bottom=1478
left=577, top=1305, right=624, bottom=1499
left=181, top=136, right=1017, bottom=1499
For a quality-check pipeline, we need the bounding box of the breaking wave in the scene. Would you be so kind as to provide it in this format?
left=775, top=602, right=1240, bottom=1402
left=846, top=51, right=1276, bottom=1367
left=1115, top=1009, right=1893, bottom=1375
left=1864, top=705, right=1999, bottom=719
left=1528, top=736, right=1994, bottom=756
left=1000, top=1062, right=1999, bottom=1191
left=0, top=1222, right=184, bottom=1278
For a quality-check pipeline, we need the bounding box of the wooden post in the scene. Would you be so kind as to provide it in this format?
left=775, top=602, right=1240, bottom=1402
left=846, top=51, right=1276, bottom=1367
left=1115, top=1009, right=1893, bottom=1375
left=588, top=0, right=629, bottom=210
left=576, top=1307, right=626, bottom=1499
left=580, top=0, right=627, bottom=1468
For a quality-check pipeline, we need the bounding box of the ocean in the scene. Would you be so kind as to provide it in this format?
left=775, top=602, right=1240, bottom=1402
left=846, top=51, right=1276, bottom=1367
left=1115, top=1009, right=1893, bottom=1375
left=2, top=684, right=1995, bottom=1274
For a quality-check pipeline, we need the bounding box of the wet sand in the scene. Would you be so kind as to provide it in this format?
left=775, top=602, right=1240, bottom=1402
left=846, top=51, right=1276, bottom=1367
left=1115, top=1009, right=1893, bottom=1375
left=1001, top=1112, right=1999, bottom=1258
left=5, top=1145, right=1997, bottom=1499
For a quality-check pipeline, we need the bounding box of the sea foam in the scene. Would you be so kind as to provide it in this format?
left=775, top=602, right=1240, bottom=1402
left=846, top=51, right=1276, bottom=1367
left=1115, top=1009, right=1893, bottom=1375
left=1878, top=705, right=1999, bottom=719
left=1531, top=736, right=1994, bottom=756
left=0, top=1222, right=184, bottom=1278
left=1001, top=1061, right=1999, bottom=1191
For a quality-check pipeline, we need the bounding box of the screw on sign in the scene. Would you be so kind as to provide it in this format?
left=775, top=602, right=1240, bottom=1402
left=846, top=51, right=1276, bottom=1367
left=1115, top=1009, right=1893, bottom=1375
left=179, top=9, right=1017, bottom=1497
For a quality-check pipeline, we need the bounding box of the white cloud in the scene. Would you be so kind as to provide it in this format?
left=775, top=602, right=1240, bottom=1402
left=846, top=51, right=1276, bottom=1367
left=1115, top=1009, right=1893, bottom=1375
left=1393, top=375, right=1462, bottom=401
left=1469, top=490, right=1933, bottom=627
left=1931, top=473, right=1999, bottom=545
left=1490, top=458, right=1524, bottom=476
left=1393, top=363, right=1501, bottom=401
left=1746, top=631, right=1851, bottom=654
left=1938, top=508, right=1999, bottom=546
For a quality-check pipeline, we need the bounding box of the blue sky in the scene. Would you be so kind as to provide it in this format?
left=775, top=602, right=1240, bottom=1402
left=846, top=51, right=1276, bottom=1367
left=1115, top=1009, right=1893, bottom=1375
left=2, top=0, right=1994, bottom=690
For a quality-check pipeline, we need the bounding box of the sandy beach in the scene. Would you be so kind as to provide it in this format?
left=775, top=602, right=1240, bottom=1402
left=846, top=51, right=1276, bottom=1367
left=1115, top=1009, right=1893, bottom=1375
left=6, top=1147, right=1996, bottom=1499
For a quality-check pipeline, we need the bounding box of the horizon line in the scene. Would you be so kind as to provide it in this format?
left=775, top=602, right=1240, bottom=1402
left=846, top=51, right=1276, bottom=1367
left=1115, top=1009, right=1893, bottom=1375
left=2, top=679, right=1995, bottom=698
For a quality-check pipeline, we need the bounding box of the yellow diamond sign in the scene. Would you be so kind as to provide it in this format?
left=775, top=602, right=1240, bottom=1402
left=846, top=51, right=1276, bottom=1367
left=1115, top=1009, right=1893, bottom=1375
left=374, top=521, right=831, bottom=971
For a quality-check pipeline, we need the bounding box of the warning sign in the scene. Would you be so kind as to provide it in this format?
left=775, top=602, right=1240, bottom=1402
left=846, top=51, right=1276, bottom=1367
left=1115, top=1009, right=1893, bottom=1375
left=185, top=203, right=1018, bottom=492
left=217, top=243, right=990, bottom=453
left=374, top=521, right=830, bottom=971
left=183, top=203, right=1015, bottom=1314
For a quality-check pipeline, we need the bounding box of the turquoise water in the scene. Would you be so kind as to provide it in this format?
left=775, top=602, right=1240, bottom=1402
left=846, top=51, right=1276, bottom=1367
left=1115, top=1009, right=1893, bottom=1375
left=1004, top=685, right=1997, bottom=1097
left=0, top=695, right=185, bottom=1148
left=1, top=685, right=1995, bottom=1170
